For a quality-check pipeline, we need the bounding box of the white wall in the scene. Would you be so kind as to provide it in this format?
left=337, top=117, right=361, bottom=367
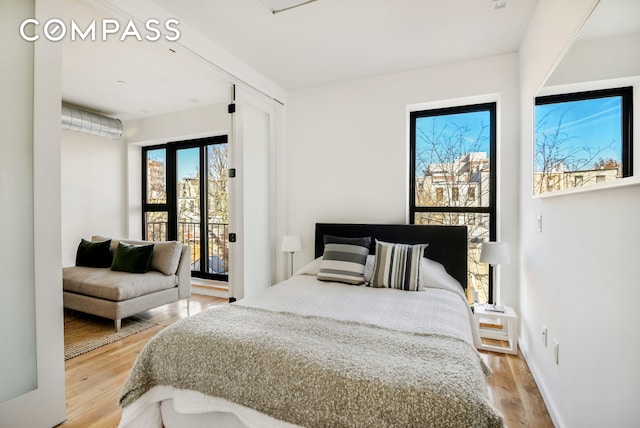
left=31, top=7, right=68, bottom=420
left=546, top=32, right=640, bottom=87
left=519, top=1, right=640, bottom=427
left=61, top=130, right=128, bottom=266
left=124, top=103, right=230, bottom=146
left=60, top=103, right=230, bottom=265
left=286, top=53, right=521, bottom=306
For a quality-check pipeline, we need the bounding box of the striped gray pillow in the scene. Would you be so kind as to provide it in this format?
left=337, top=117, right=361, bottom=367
left=317, top=243, right=370, bottom=285
left=369, top=240, right=428, bottom=291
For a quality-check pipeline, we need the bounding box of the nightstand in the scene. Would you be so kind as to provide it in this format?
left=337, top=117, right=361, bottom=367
left=473, top=304, right=518, bottom=355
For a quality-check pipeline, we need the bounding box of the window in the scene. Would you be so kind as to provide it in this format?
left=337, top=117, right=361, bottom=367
left=142, top=136, right=229, bottom=281
left=468, top=213, right=476, bottom=225
left=144, top=148, right=170, bottom=241
left=410, top=102, right=496, bottom=304
left=146, top=149, right=167, bottom=204
left=535, top=87, right=633, bottom=195
left=468, top=187, right=476, bottom=201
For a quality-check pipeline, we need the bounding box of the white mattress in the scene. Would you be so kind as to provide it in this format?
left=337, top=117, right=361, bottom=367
left=237, top=270, right=479, bottom=347
left=119, top=258, right=480, bottom=428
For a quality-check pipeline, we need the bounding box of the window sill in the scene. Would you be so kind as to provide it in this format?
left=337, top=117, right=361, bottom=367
left=533, top=176, right=640, bottom=199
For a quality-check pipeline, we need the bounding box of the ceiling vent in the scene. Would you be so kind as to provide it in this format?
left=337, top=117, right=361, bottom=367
left=61, top=103, right=123, bottom=139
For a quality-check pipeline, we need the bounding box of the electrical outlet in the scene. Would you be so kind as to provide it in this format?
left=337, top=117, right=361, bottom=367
left=553, top=340, right=559, bottom=364
left=542, top=325, right=547, bottom=346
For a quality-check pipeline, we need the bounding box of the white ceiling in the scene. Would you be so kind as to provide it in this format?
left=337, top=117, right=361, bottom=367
left=156, top=0, right=539, bottom=90
left=63, top=0, right=543, bottom=121
left=62, top=0, right=231, bottom=120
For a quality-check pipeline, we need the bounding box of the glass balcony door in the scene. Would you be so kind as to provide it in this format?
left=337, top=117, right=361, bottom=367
left=176, top=143, right=229, bottom=280
left=143, top=136, right=228, bottom=281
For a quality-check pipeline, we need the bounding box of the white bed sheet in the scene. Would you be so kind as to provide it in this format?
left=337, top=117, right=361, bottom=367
left=237, top=273, right=480, bottom=347
left=121, top=385, right=300, bottom=428
left=119, top=259, right=480, bottom=428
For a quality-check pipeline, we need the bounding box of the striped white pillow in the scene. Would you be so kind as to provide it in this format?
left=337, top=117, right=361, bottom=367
left=369, top=240, right=428, bottom=291
left=317, top=243, right=370, bottom=285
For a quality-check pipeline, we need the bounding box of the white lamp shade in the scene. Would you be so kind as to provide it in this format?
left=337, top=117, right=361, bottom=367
left=480, top=242, right=510, bottom=265
left=281, top=235, right=302, bottom=253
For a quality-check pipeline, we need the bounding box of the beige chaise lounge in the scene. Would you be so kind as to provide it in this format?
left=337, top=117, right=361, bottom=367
left=63, top=236, right=191, bottom=331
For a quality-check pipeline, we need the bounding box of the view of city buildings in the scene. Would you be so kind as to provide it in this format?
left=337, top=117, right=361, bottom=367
left=414, top=151, right=491, bottom=303
left=534, top=160, right=620, bottom=194
left=145, top=144, right=229, bottom=278
left=534, top=91, right=626, bottom=195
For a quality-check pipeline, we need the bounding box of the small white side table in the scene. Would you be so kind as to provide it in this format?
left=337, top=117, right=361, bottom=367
left=473, top=304, right=518, bottom=355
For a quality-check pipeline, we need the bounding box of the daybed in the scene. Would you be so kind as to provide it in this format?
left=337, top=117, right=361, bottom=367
left=118, top=223, right=503, bottom=428
left=63, top=236, right=191, bottom=332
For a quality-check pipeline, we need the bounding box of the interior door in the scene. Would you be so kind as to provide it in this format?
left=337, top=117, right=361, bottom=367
left=228, top=86, right=277, bottom=300
left=1, top=0, right=38, bottom=406
left=0, top=0, right=66, bottom=425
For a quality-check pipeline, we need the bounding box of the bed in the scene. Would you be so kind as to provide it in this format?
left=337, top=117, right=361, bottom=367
left=118, top=223, right=503, bottom=428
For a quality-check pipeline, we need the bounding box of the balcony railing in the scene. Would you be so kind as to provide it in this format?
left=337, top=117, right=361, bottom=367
left=146, top=221, right=229, bottom=276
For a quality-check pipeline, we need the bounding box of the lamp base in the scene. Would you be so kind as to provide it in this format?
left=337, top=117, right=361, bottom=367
left=485, top=303, right=505, bottom=313
left=289, top=252, right=294, bottom=278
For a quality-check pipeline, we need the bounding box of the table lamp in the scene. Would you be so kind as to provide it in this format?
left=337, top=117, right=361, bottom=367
left=281, top=235, right=302, bottom=277
left=480, top=241, right=510, bottom=312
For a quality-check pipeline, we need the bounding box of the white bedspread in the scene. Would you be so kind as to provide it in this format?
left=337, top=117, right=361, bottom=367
left=236, top=273, right=481, bottom=347
left=119, top=260, right=485, bottom=428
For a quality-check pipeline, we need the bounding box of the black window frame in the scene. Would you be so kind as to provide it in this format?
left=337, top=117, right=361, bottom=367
left=409, top=102, right=497, bottom=303
left=142, top=135, right=228, bottom=281
left=535, top=86, right=633, bottom=188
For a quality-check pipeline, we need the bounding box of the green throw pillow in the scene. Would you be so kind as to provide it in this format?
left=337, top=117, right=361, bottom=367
left=75, top=239, right=113, bottom=268
left=111, top=242, right=155, bottom=274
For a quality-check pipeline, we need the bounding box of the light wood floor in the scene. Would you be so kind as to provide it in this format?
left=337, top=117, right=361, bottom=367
left=59, top=295, right=553, bottom=428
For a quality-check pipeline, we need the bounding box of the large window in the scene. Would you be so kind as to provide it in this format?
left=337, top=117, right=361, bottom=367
left=142, top=136, right=229, bottom=281
left=410, top=103, right=496, bottom=304
left=534, top=87, right=633, bottom=195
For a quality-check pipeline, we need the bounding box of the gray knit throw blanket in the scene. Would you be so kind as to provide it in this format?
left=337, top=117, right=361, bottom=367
left=120, top=305, right=504, bottom=428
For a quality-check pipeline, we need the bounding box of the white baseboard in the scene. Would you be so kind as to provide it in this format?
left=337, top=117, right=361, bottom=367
left=519, top=343, right=564, bottom=428
left=191, top=279, right=229, bottom=299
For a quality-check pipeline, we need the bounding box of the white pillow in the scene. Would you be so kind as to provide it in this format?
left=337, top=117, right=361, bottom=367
left=317, top=243, right=369, bottom=285
left=295, top=255, right=376, bottom=285
left=419, top=257, right=466, bottom=298
left=363, top=255, right=375, bottom=283
left=293, top=257, right=322, bottom=276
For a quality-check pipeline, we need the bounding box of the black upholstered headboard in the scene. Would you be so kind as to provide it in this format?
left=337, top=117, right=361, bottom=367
left=315, top=223, right=468, bottom=289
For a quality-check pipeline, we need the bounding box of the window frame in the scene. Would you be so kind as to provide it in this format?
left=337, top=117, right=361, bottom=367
left=534, top=86, right=633, bottom=195
left=142, top=145, right=176, bottom=239
left=409, top=102, right=497, bottom=302
left=142, top=135, right=228, bottom=281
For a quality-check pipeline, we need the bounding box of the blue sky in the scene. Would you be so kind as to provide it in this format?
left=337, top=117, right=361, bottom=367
left=177, top=147, right=200, bottom=180
left=414, top=97, right=622, bottom=173
left=535, top=96, right=622, bottom=170
left=148, top=149, right=166, bottom=169
left=148, top=147, right=200, bottom=181
left=415, top=110, right=491, bottom=164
